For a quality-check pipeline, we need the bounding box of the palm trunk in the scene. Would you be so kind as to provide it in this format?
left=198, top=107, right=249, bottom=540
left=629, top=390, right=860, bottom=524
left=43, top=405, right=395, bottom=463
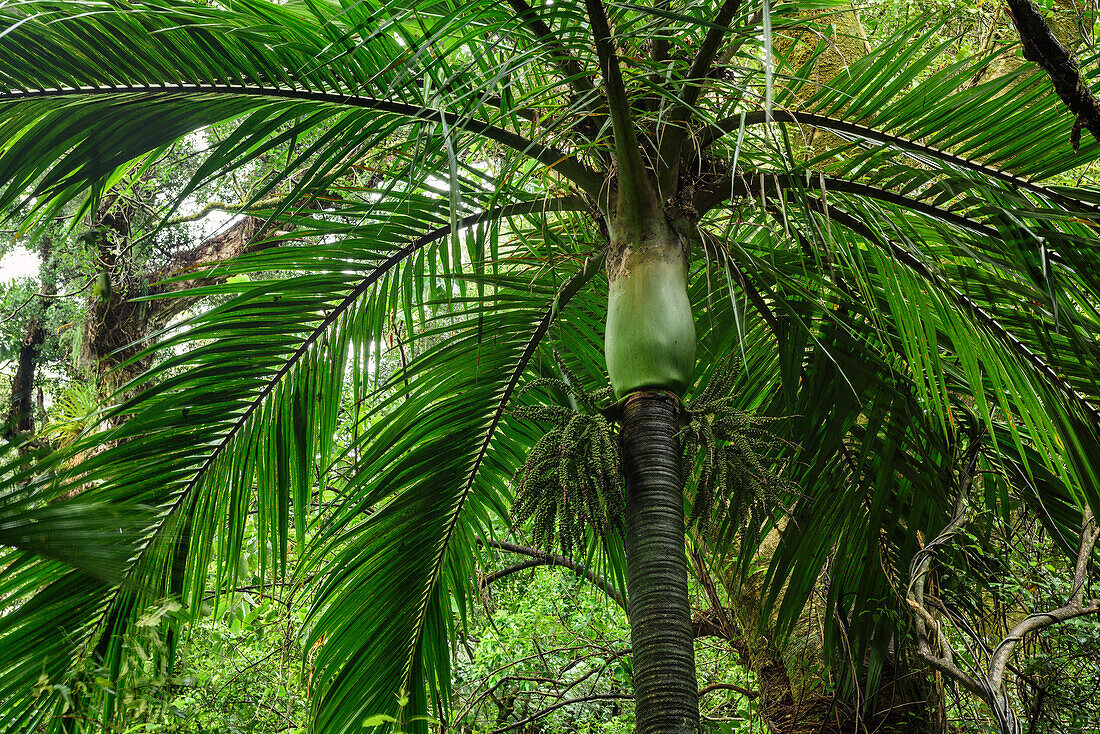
left=599, top=77, right=697, bottom=723
left=621, top=390, right=699, bottom=734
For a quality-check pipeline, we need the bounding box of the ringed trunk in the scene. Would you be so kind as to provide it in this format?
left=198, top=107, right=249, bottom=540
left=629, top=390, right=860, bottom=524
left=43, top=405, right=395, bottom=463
left=620, top=390, right=698, bottom=734
left=605, top=214, right=699, bottom=733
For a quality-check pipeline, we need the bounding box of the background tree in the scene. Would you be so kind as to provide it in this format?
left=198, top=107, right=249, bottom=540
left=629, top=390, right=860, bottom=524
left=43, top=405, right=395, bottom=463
left=1, top=137, right=308, bottom=435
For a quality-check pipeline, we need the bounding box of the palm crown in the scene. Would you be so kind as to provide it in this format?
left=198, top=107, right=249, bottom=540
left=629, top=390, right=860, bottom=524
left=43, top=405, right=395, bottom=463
left=2, top=1, right=1100, bottom=732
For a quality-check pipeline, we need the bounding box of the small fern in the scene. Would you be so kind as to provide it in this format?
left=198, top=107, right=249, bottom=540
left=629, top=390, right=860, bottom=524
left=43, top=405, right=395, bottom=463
left=510, top=355, right=621, bottom=556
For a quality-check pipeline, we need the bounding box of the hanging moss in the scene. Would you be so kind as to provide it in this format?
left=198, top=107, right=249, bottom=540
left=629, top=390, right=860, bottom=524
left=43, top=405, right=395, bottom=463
left=510, top=356, right=622, bottom=556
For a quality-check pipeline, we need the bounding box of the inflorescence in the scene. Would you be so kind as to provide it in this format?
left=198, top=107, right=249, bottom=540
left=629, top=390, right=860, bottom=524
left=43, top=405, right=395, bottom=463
left=512, top=354, right=792, bottom=554
left=510, top=356, right=621, bottom=557
left=681, top=365, right=793, bottom=535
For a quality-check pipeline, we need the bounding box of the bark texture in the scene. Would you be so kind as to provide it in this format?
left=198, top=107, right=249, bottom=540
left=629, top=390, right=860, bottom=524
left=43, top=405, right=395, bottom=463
left=5, top=314, right=45, bottom=437
left=620, top=390, right=698, bottom=734
left=83, top=194, right=279, bottom=389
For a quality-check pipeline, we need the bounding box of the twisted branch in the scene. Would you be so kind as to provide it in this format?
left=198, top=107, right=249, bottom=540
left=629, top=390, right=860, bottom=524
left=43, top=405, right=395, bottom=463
left=906, top=442, right=1099, bottom=734
left=1007, top=0, right=1100, bottom=149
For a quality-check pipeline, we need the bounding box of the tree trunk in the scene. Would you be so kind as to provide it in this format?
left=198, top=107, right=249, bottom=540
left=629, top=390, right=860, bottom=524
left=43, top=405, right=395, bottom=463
left=621, top=389, right=699, bottom=734
left=5, top=316, right=45, bottom=437
left=4, top=238, right=54, bottom=440
left=81, top=194, right=280, bottom=391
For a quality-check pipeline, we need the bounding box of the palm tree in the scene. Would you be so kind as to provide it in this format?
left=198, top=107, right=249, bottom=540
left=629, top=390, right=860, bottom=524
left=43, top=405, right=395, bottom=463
left=1, top=2, right=1099, bottom=733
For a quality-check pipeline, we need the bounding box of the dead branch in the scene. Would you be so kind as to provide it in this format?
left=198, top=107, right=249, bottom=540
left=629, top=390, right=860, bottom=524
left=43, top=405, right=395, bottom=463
left=1007, top=0, right=1100, bottom=150
left=906, top=441, right=1098, bottom=734
left=480, top=539, right=626, bottom=610
left=698, top=681, right=759, bottom=700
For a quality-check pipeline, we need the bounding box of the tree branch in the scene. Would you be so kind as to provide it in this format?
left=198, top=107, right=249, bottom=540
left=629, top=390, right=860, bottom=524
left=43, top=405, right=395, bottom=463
left=482, top=677, right=756, bottom=734
left=141, top=214, right=279, bottom=327
left=906, top=439, right=988, bottom=697
left=1007, top=0, right=1100, bottom=150
left=697, top=682, right=758, bottom=700
left=481, top=559, right=551, bottom=584
left=490, top=694, right=631, bottom=733
left=987, top=507, right=1098, bottom=691
left=482, top=539, right=626, bottom=610
left=161, top=196, right=288, bottom=228
left=906, top=447, right=1098, bottom=734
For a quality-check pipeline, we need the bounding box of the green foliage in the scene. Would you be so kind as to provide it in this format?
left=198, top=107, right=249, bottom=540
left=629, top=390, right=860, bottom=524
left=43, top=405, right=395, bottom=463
left=0, top=277, right=39, bottom=362
left=1, top=1, right=1100, bottom=732
left=126, top=594, right=307, bottom=734
left=454, top=563, right=765, bottom=733
left=39, top=380, right=100, bottom=445
left=91, top=271, right=112, bottom=302
left=931, top=508, right=1100, bottom=732
left=454, top=569, right=635, bottom=733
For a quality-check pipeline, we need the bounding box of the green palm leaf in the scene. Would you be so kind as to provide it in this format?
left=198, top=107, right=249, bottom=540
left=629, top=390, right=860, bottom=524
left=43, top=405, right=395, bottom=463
left=3, top=1, right=1100, bottom=731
